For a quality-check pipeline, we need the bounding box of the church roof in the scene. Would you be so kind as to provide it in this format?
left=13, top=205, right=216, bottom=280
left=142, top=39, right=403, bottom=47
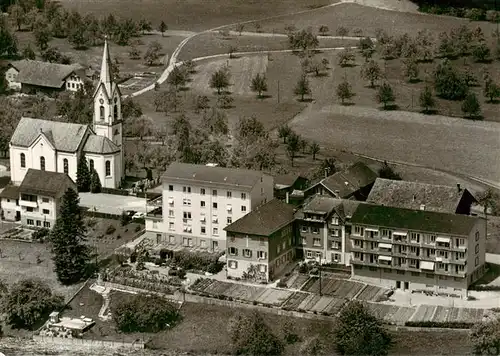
left=93, top=38, right=119, bottom=99
left=83, top=135, right=120, bottom=154
left=10, top=118, right=88, bottom=152
left=19, top=169, right=76, bottom=198
left=10, top=60, right=83, bottom=88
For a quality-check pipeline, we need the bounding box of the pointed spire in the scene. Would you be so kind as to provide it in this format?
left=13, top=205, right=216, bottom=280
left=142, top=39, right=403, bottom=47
left=100, top=35, right=112, bottom=87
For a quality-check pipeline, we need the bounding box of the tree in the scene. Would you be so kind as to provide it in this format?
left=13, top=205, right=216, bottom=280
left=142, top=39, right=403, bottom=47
left=8, top=4, right=24, bottom=31
left=278, top=124, right=292, bottom=144
left=129, top=115, right=152, bottom=140
left=49, top=188, right=92, bottom=285
left=472, top=42, right=491, bottom=62
left=158, top=20, right=167, bottom=37
left=419, top=86, right=436, bottom=113
left=209, top=68, right=231, bottom=95
left=336, top=26, right=349, bottom=39
left=484, top=79, right=500, bottom=103
left=167, top=65, right=187, bottom=91
left=113, top=294, right=180, bottom=333
left=376, top=82, right=395, bottom=109
left=286, top=132, right=301, bottom=166
left=144, top=40, right=162, bottom=66
left=461, top=92, right=481, bottom=119
left=0, top=98, right=22, bottom=153
left=470, top=319, right=500, bottom=355
left=361, top=60, right=382, bottom=88
left=0, top=17, right=18, bottom=57
left=294, top=75, right=311, bottom=101
left=402, top=58, right=419, bottom=83
left=250, top=73, right=268, bottom=98
left=476, top=188, right=500, bottom=217
left=33, top=17, right=50, bottom=51
left=41, top=46, right=62, bottom=63
left=90, top=168, right=101, bottom=193
left=138, top=18, right=152, bottom=34
left=194, top=95, right=210, bottom=114
left=434, top=60, right=468, bottom=100
left=236, top=23, right=244, bottom=35
left=68, top=22, right=90, bottom=49
left=336, top=80, right=355, bottom=104
left=22, top=44, right=36, bottom=59
left=319, top=25, right=329, bottom=36
left=310, top=142, right=320, bottom=160
left=378, top=161, right=402, bottom=180
left=334, top=301, right=392, bottom=356
left=337, top=48, right=355, bottom=67
left=122, top=98, right=143, bottom=119
left=76, top=154, right=91, bottom=192
left=1, top=279, right=64, bottom=329
left=228, top=311, right=284, bottom=355
left=300, top=335, right=327, bottom=356
left=288, top=29, right=319, bottom=51
left=217, top=94, right=233, bottom=109
left=359, top=37, right=375, bottom=61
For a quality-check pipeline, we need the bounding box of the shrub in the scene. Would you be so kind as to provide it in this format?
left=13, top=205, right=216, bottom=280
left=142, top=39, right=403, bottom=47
left=172, top=250, right=223, bottom=272
left=283, top=319, right=300, bottom=344
left=405, top=321, right=473, bottom=329
left=106, top=224, right=116, bottom=235
left=470, top=284, right=500, bottom=291
left=112, top=293, right=181, bottom=333
left=177, top=268, right=186, bottom=279
left=130, top=251, right=138, bottom=263
left=121, top=211, right=131, bottom=226
left=277, top=280, right=288, bottom=288
left=32, top=228, right=49, bottom=242
left=135, top=225, right=142, bottom=232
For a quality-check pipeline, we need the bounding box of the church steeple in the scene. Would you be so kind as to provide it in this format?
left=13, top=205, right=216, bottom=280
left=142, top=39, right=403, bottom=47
left=99, top=36, right=113, bottom=95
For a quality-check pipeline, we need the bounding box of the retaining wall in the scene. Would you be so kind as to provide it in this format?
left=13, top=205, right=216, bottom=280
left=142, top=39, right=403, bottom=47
left=33, top=335, right=145, bottom=349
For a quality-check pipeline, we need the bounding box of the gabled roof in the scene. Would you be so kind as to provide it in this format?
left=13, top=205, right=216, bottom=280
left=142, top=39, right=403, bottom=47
left=367, top=178, right=472, bottom=214
left=10, top=117, right=88, bottom=152
left=350, top=204, right=480, bottom=236
left=84, top=135, right=120, bottom=154
left=274, top=173, right=306, bottom=189
left=0, top=184, right=20, bottom=200
left=11, top=60, right=83, bottom=88
left=224, top=199, right=295, bottom=236
left=19, top=169, right=76, bottom=198
left=162, top=162, right=270, bottom=189
left=295, top=194, right=362, bottom=221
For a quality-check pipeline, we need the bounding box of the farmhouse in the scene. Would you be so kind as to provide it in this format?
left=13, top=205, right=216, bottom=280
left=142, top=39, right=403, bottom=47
left=349, top=204, right=486, bottom=297
left=304, top=162, right=378, bottom=201
left=8, top=39, right=124, bottom=190
left=5, top=60, right=86, bottom=94
left=224, top=199, right=296, bottom=282
left=273, top=173, right=308, bottom=205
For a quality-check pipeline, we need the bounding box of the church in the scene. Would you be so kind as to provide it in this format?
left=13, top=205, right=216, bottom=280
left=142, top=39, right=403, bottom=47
left=8, top=39, right=124, bottom=189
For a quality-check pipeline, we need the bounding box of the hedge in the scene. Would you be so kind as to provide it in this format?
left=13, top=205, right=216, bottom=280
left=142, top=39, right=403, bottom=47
left=136, top=192, right=162, bottom=200
left=469, top=284, right=500, bottom=291
left=405, top=321, right=474, bottom=329
left=101, top=187, right=130, bottom=196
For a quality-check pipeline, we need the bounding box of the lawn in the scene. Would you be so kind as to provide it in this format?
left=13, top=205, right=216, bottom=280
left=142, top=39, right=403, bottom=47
left=58, top=0, right=336, bottom=32
left=0, top=240, right=82, bottom=301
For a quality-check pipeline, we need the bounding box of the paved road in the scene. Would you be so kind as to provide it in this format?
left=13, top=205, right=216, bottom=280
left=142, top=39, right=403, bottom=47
left=289, top=103, right=500, bottom=186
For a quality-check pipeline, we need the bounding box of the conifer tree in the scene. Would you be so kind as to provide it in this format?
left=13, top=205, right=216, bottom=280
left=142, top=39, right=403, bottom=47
left=49, top=188, right=92, bottom=285
left=90, top=168, right=102, bottom=193
left=76, top=155, right=90, bottom=192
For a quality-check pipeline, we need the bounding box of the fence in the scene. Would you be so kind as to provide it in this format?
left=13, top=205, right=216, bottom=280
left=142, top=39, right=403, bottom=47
left=82, top=209, right=122, bottom=220
left=33, top=335, right=145, bottom=349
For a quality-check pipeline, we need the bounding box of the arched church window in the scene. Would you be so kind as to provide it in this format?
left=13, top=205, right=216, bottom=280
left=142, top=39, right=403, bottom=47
left=20, top=153, right=25, bottom=168
left=100, top=106, right=105, bottom=120
left=63, top=158, right=68, bottom=174
left=40, top=156, right=45, bottom=171
left=89, top=159, right=94, bottom=171
left=114, top=104, right=118, bottom=120
left=105, top=160, right=111, bottom=176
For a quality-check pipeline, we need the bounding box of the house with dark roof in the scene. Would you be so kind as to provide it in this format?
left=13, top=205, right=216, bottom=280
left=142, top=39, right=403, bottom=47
left=0, top=184, right=21, bottom=221
left=304, top=162, right=378, bottom=201
left=224, top=199, right=296, bottom=282
left=349, top=204, right=485, bottom=296
left=273, top=173, right=308, bottom=205
left=8, top=39, right=124, bottom=190
left=144, top=162, right=274, bottom=253
left=6, top=60, right=86, bottom=94
left=367, top=178, right=477, bottom=215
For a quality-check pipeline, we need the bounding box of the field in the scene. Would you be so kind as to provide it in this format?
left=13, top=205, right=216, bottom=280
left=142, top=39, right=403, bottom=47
left=58, top=0, right=336, bottom=32
left=409, top=304, right=490, bottom=323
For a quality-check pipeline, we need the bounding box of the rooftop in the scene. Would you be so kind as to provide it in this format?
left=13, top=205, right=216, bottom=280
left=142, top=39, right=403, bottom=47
left=0, top=184, right=20, bottom=200
left=162, top=162, right=270, bottom=188
left=350, top=204, right=481, bottom=236
left=274, top=173, right=305, bottom=189
left=19, top=169, right=76, bottom=198
left=296, top=194, right=362, bottom=221
left=367, top=178, right=472, bottom=214
left=11, top=117, right=88, bottom=152
left=83, top=135, right=120, bottom=154
left=11, top=60, right=83, bottom=88
left=224, top=199, right=296, bottom=236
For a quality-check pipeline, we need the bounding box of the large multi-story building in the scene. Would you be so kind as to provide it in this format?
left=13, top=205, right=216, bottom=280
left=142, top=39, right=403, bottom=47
left=349, top=203, right=486, bottom=296
left=224, top=199, right=296, bottom=281
left=295, top=195, right=360, bottom=265
left=146, top=163, right=274, bottom=252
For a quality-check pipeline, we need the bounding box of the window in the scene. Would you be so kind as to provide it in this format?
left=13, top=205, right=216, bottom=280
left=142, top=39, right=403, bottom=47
left=243, top=249, right=252, bottom=258
left=212, top=216, right=218, bottom=223
left=169, top=222, right=174, bottom=230
left=182, top=186, right=191, bottom=193
left=410, top=232, right=420, bottom=243
left=114, top=104, right=118, bottom=120
left=257, top=251, right=267, bottom=259
left=183, top=212, right=192, bottom=219
left=228, top=260, right=238, bottom=269
left=201, top=201, right=206, bottom=208
left=259, top=264, right=267, bottom=273
left=302, top=237, right=306, bottom=245
left=89, top=159, right=94, bottom=171
left=227, top=217, right=232, bottom=224
left=63, top=158, right=68, bottom=174
left=42, top=197, right=49, bottom=203
left=213, top=202, right=218, bottom=209
left=456, top=252, right=465, bottom=260
left=241, top=205, right=247, bottom=212
left=43, top=221, right=50, bottom=228
left=100, top=105, right=105, bottom=119
left=301, top=225, right=308, bottom=233
left=200, top=240, right=207, bottom=248
left=169, top=210, right=174, bottom=217
left=36, top=220, right=41, bottom=226
left=241, top=193, right=246, bottom=199
left=428, top=235, right=436, bottom=243
left=183, top=199, right=191, bottom=206
left=313, top=237, right=321, bottom=247
left=331, top=241, right=340, bottom=250
left=200, top=188, right=205, bottom=195
left=183, top=237, right=189, bottom=246
left=213, top=227, right=219, bottom=235
left=169, top=235, right=175, bottom=243
left=169, top=185, right=173, bottom=191
left=229, top=247, right=237, bottom=255
left=332, top=253, right=340, bottom=262
left=476, top=231, right=480, bottom=241
left=201, top=226, right=206, bottom=234
left=332, top=216, right=339, bottom=225
left=475, top=244, right=480, bottom=254
left=42, top=209, right=50, bottom=215
left=316, top=251, right=322, bottom=259
left=26, top=207, right=34, bottom=212
left=105, top=160, right=111, bottom=176
left=226, top=204, right=232, bottom=213
left=20, top=153, right=25, bottom=168
left=40, top=156, right=45, bottom=171
left=212, top=189, right=217, bottom=196
left=227, top=191, right=232, bottom=198
left=27, top=219, right=34, bottom=225
left=306, top=250, right=313, bottom=258
left=312, top=226, right=319, bottom=234
left=277, top=244, right=281, bottom=254
left=475, top=256, right=479, bottom=266
left=354, top=226, right=364, bottom=236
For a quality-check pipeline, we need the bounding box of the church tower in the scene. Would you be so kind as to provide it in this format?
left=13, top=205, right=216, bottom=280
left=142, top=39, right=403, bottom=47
left=93, top=37, right=123, bottom=150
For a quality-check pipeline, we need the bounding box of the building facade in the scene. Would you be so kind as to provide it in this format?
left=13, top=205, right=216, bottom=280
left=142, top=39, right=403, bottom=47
left=224, top=199, right=296, bottom=282
left=349, top=204, right=486, bottom=296
left=147, top=163, right=274, bottom=252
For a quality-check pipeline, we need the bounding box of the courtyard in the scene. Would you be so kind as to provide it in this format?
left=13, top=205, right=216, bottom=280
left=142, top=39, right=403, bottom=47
left=79, top=193, right=148, bottom=216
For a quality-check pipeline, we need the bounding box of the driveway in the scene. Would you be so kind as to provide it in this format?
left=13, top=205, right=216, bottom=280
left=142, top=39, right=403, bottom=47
left=79, top=193, right=147, bottom=215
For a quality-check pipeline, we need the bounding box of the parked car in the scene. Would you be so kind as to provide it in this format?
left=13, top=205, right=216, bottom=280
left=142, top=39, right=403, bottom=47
left=132, top=212, right=145, bottom=220
left=125, top=210, right=136, bottom=217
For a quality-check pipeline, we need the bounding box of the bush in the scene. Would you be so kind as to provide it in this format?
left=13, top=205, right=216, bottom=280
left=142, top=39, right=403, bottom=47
left=405, top=321, right=473, bottom=329
left=135, top=225, right=142, bottom=232
left=112, top=293, right=181, bottom=333
left=177, top=268, right=186, bottom=279
left=470, top=284, right=500, bottom=291
left=121, top=212, right=131, bottom=226
left=172, top=250, right=223, bottom=272
left=105, top=224, right=116, bottom=235
left=101, top=187, right=129, bottom=196
left=130, top=251, right=138, bottom=263
left=277, top=280, right=288, bottom=288
left=32, top=228, right=49, bottom=242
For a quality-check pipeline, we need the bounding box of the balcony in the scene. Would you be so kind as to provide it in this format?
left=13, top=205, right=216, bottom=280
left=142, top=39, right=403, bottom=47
left=146, top=207, right=162, bottom=219
left=20, top=199, right=38, bottom=208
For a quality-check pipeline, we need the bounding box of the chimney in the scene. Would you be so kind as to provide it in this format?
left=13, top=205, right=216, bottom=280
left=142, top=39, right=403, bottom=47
left=420, top=204, right=426, bottom=211
left=285, top=191, right=289, bottom=204
left=457, top=183, right=461, bottom=193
